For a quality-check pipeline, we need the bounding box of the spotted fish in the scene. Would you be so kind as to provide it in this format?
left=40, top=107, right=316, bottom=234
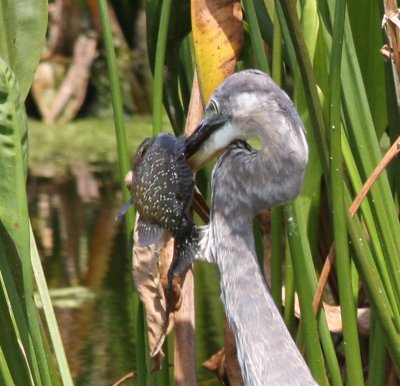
left=117, top=132, right=199, bottom=279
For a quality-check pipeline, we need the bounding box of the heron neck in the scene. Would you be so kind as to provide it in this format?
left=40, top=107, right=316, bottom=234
left=210, top=138, right=307, bottom=217
left=210, top=212, right=316, bottom=385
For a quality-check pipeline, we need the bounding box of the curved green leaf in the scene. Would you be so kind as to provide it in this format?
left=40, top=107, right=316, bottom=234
left=0, top=58, right=29, bottom=243
left=0, top=220, right=34, bottom=386
left=0, top=0, right=48, bottom=100
left=0, top=57, right=54, bottom=386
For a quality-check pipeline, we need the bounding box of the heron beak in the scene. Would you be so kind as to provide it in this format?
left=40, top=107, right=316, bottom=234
left=185, top=116, right=227, bottom=171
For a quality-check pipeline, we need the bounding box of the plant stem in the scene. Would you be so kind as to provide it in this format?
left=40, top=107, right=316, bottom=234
left=328, top=1, right=364, bottom=384
left=97, top=0, right=134, bottom=233
left=270, top=9, right=283, bottom=311
left=30, top=226, right=73, bottom=386
left=242, top=0, right=270, bottom=73
left=152, top=0, right=172, bottom=135
left=97, top=2, right=147, bottom=386
left=284, top=204, right=328, bottom=386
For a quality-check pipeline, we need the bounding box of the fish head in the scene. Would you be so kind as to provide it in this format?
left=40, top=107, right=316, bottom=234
left=132, top=137, right=155, bottom=170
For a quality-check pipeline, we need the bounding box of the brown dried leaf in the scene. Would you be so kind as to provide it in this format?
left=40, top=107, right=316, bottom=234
left=132, top=225, right=173, bottom=369
left=202, top=349, right=226, bottom=382
left=380, top=44, right=392, bottom=61
left=285, top=288, right=371, bottom=335
left=131, top=74, right=205, bottom=375
left=320, top=304, right=370, bottom=336
left=386, top=10, right=400, bottom=29
left=202, top=321, right=245, bottom=385
left=224, top=319, right=244, bottom=385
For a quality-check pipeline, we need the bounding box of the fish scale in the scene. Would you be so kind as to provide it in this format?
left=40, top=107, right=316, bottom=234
left=123, top=133, right=200, bottom=281
left=135, top=146, right=182, bottom=223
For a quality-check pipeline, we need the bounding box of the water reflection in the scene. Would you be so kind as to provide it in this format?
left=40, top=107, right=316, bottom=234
left=29, top=163, right=136, bottom=385
left=29, top=161, right=224, bottom=385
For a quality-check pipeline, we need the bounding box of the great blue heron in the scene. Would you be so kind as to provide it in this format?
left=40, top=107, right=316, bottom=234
left=185, top=70, right=318, bottom=385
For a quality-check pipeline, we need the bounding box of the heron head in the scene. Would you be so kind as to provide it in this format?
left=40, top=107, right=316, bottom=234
left=184, top=98, right=233, bottom=169
left=185, top=69, right=305, bottom=170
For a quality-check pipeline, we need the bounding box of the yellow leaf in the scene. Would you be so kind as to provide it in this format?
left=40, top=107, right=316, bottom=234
left=191, top=0, right=243, bottom=103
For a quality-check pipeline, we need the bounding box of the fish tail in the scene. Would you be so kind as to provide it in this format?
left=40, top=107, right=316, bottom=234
left=165, top=224, right=199, bottom=326
left=170, top=225, right=200, bottom=276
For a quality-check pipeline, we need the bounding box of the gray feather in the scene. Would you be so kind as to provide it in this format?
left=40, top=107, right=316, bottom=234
left=193, top=70, right=316, bottom=385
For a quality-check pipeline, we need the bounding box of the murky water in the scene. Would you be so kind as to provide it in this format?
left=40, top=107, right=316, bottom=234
left=29, top=169, right=224, bottom=385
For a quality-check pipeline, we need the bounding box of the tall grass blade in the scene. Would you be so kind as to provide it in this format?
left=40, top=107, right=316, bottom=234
left=346, top=204, right=400, bottom=371
left=97, top=0, right=134, bottom=228
left=367, top=317, right=386, bottom=386
left=338, top=5, right=400, bottom=289
left=284, top=204, right=328, bottom=386
left=147, top=0, right=191, bottom=133
left=278, top=0, right=330, bottom=178
left=242, top=0, right=269, bottom=73
left=270, top=9, right=283, bottom=310
left=276, top=3, right=343, bottom=383
left=30, top=226, right=73, bottom=386
left=97, top=1, right=146, bottom=384
left=151, top=0, right=172, bottom=135
left=328, top=0, right=363, bottom=383
left=342, top=133, right=400, bottom=321
left=283, top=245, right=295, bottom=333
left=0, top=221, right=34, bottom=385
left=0, top=345, right=14, bottom=386
left=136, top=301, right=148, bottom=386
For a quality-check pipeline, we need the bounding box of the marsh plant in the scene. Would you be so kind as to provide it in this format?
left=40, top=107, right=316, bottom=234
left=1, top=1, right=400, bottom=385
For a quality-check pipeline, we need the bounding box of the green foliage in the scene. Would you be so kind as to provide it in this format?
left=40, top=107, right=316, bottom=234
left=140, top=0, right=400, bottom=384
left=2, top=0, right=400, bottom=384
left=0, top=57, right=44, bottom=386
left=274, top=0, right=400, bottom=382
left=0, top=0, right=47, bottom=100
left=328, top=1, right=363, bottom=384
left=0, top=56, right=72, bottom=385
left=0, top=2, right=73, bottom=384
left=0, top=220, right=33, bottom=385
left=146, top=0, right=191, bottom=134
left=97, top=2, right=147, bottom=386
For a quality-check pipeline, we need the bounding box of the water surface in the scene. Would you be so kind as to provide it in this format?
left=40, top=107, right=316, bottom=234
left=29, top=118, right=224, bottom=385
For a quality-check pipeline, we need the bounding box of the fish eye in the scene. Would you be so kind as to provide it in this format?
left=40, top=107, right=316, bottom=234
left=133, top=138, right=152, bottom=165
left=207, top=99, right=219, bottom=115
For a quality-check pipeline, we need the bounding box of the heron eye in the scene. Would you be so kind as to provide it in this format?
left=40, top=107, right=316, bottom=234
left=208, top=99, right=219, bottom=115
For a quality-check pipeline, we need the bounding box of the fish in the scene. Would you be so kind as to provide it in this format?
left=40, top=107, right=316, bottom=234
left=117, top=132, right=199, bottom=285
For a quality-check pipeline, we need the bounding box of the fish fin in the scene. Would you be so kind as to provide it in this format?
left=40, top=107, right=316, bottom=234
left=115, top=198, right=134, bottom=222
left=164, top=223, right=200, bottom=337
left=137, top=218, right=165, bottom=247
